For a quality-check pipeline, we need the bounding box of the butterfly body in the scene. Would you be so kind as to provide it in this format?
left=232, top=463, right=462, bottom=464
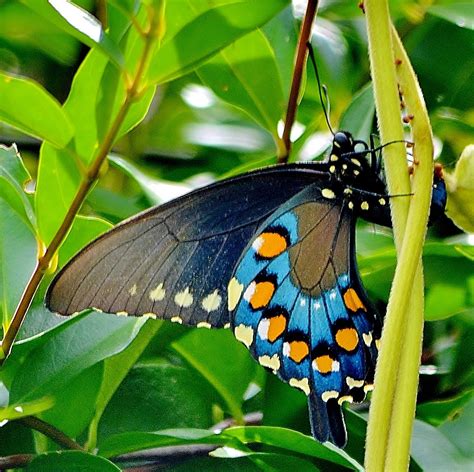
left=46, top=131, right=444, bottom=447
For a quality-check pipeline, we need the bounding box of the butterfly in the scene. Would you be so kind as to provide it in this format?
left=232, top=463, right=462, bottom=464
left=46, top=130, right=446, bottom=447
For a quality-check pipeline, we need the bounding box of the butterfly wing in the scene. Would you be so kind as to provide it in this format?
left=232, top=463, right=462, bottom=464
left=46, top=164, right=330, bottom=328
left=228, top=183, right=381, bottom=447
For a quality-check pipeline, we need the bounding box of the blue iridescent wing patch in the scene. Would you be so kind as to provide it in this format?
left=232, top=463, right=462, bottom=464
left=228, top=183, right=381, bottom=446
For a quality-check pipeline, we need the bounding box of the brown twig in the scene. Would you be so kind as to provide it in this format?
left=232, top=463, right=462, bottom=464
left=0, top=454, right=35, bottom=469
left=0, top=9, right=162, bottom=364
left=279, top=0, right=319, bottom=163
left=19, top=416, right=83, bottom=450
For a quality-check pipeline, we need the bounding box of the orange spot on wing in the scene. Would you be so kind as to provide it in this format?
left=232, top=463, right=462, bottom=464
left=336, top=328, right=359, bottom=352
left=256, top=232, right=287, bottom=258
left=343, top=288, right=367, bottom=312
left=250, top=281, right=275, bottom=309
left=267, top=315, right=286, bottom=342
left=314, top=355, right=334, bottom=374
left=289, top=340, right=309, bottom=363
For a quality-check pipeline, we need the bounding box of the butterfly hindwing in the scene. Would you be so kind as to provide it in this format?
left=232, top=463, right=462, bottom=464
left=229, top=183, right=380, bottom=446
left=46, top=164, right=331, bottom=328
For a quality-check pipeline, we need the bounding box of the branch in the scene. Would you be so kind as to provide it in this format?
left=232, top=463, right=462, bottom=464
left=0, top=6, right=163, bottom=363
left=278, top=0, right=319, bottom=163
left=19, top=416, right=83, bottom=450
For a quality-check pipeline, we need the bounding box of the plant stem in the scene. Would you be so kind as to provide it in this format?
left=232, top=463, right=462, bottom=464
left=0, top=9, right=161, bottom=364
left=279, top=0, right=319, bottom=163
left=364, top=2, right=434, bottom=471
left=20, top=416, right=82, bottom=450
left=0, top=454, right=35, bottom=469
left=384, top=26, right=434, bottom=470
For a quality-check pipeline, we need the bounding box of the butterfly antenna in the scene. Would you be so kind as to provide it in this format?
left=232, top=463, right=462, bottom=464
left=306, top=41, right=334, bottom=136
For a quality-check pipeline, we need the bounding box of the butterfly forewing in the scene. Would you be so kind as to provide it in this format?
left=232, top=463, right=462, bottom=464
left=46, top=165, right=330, bottom=329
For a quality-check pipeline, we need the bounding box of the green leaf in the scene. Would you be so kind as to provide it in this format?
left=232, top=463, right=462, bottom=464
left=428, top=4, right=474, bottom=31
left=9, top=313, right=148, bottom=403
left=172, top=329, right=258, bottom=422
left=339, top=83, right=375, bottom=143
left=0, top=396, right=54, bottom=423
left=0, top=198, right=37, bottom=328
left=58, top=215, right=112, bottom=267
left=0, top=72, right=74, bottom=147
left=149, top=0, right=289, bottom=84
left=0, top=144, right=35, bottom=230
left=99, top=428, right=232, bottom=458
left=411, top=419, right=473, bottom=470
left=197, top=29, right=284, bottom=135
left=225, top=426, right=363, bottom=470
left=417, top=390, right=474, bottom=427
left=25, top=0, right=124, bottom=69
left=108, top=154, right=191, bottom=205
left=86, top=321, right=161, bottom=450
left=97, top=361, right=214, bottom=443
left=26, top=450, right=121, bottom=471
left=39, top=362, right=104, bottom=438
left=210, top=448, right=320, bottom=471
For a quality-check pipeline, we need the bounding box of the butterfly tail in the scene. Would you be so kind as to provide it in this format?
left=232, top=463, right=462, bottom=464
left=308, top=390, right=347, bottom=447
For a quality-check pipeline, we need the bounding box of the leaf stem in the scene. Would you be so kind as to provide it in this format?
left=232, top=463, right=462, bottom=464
left=20, top=416, right=83, bottom=450
left=0, top=8, right=162, bottom=364
left=279, top=0, right=319, bottom=163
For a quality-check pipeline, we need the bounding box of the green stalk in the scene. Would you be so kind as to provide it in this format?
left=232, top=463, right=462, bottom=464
left=384, top=27, right=435, bottom=470
left=364, top=1, right=433, bottom=470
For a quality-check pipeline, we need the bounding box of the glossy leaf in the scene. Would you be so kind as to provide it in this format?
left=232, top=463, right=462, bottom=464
left=0, top=144, right=35, bottom=230
left=26, top=450, right=121, bottom=471
left=0, top=396, right=54, bottom=422
left=0, top=199, right=37, bottom=328
left=226, top=426, right=363, bottom=470
left=172, top=329, right=258, bottom=421
left=0, top=72, right=73, bottom=147
left=9, top=313, right=147, bottom=403
left=99, top=428, right=233, bottom=458
left=197, top=29, right=284, bottom=135
left=428, top=4, right=474, bottom=31
left=411, top=419, right=473, bottom=471
left=148, top=0, right=289, bottom=84
left=25, top=0, right=124, bottom=68
left=98, top=361, right=214, bottom=442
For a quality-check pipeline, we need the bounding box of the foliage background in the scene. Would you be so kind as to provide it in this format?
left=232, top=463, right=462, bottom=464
left=0, top=0, right=472, bottom=470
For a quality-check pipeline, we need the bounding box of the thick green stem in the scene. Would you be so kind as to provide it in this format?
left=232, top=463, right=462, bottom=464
left=364, top=2, right=433, bottom=471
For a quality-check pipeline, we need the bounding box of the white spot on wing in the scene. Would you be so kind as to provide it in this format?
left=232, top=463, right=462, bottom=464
left=197, top=321, right=212, bottom=329
left=227, top=277, right=244, bottom=311
left=129, top=284, right=137, bottom=296
left=361, top=201, right=369, bottom=210
left=321, top=390, right=339, bottom=402
left=149, top=283, right=166, bottom=302
left=234, top=324, right=254, bottom=348
left=258, top=318, right=270, bottom=340
left=252, top=236, right=264, bottom=252
left=289, top=378, right=310, bottom=395
left=346, top=377, right=365, bottom=388
left=363, top=332, right=373, bottom=346
left=201, top=289, right=222, bottom=313
left=171, top=316, right=183, bottom=324
left=174, top=287, right=193, bottom=307
left=243, top=281, right=256, bottom=302
left=258, top=354, right=280, bottom=371
left=338, top=395, right=353, bottom=405
left=322, top=188, right=336, bottom=200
